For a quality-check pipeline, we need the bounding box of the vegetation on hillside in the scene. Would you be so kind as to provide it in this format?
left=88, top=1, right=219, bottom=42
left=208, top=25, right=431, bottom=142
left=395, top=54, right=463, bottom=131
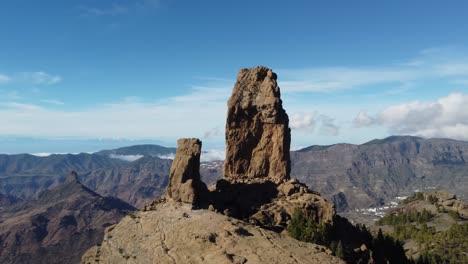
left=376, top=209, right=467, bottom=264
left=402, top=192, right=425, bottom=204
left=287, top=208, right=408, bottom=263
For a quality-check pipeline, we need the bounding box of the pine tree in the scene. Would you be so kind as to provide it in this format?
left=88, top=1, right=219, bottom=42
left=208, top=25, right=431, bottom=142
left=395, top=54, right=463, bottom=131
left=336, top=240, right=345, bottom=259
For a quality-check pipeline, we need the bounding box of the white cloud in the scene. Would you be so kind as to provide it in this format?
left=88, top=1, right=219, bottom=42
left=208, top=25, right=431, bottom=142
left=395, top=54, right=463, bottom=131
left=157, top=153, right=175, bottom=160
left=0, top=87, right=227, bottom=140
left=289, top=112, right=339, bottom=136
left=201, top=149, right=225, bottom=162
left=109, top=154, right=144, bottom=162
left=353, top=111, right=377, bottom=127
left=355, top=93, right=468, bottom=140
left=31, top=152, right=55, bottom=157
left=0, top=72, right=62, bottom=85
left=289, top=112, right=317, bottom=132
left=155, top=149, right=225, bottom=162
left=279, top=67, right=419, bottom=93
left=40, top=99, right=65, bottom=105
left=0, top=102, right=42, bottom=111
left=19, top=72, right=62, bottom=85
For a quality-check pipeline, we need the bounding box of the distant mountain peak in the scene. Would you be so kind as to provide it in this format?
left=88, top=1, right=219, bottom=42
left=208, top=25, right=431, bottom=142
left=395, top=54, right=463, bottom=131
left=363, top=135, right=423, bottom=145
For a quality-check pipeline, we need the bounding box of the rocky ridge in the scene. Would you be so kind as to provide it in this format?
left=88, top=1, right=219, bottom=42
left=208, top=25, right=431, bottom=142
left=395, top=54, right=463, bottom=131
left=0, top=172, right=135, bottom=264
left=82, top=66, right=340, bottom=264
left=82, top=202, right=342, bottom=264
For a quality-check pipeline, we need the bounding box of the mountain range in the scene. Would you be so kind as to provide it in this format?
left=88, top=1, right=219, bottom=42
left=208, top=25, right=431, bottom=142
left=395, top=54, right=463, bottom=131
left=1, top=136, right=467, bottom=221
left=0, top=173, right=135, bottom=264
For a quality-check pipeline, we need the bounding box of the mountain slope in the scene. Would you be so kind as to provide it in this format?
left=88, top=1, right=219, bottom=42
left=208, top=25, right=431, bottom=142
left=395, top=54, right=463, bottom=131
left=374, top=190, right=468, bottom=262
left=1, top=136, right=467, bottom=218
left=0, top=175, right=135, bottom=264
left=291, top=136, right=468, bottom=214
left=95, top=144, right=176, bottom=157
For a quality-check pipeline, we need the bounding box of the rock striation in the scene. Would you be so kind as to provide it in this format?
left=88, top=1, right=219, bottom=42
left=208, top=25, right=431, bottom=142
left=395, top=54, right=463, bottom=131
left=165, top=138, right=207, bottom=206
left=224, top=66, right=291, bottom=183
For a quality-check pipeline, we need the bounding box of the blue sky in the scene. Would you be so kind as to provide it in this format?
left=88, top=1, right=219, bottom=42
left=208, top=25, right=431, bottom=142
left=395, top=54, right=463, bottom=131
left=1, top=0, right=468, bottom=154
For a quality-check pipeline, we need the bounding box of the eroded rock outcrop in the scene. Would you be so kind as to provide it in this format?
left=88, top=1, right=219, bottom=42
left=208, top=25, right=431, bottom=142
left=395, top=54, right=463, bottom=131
left=82, top=202, right=343, bottom=264
left=165, top=138, right=207, bottom=206
left=67, top=170, right=79, bottom=182
left=224, top=66, right=291, bottom=183
left=212, top=67, right=334, bottom=229
left=250, top=179, right=335, bottom=228
left=82, top=66, right=340, bottom=264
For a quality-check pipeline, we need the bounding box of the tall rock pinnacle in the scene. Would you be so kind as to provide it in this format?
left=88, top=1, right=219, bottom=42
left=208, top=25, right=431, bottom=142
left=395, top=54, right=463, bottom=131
left=165, top=138, right=207, bottom=205
left=67, top=171, right=79, bottom=183
left=223, top=66, right=291, bottom=183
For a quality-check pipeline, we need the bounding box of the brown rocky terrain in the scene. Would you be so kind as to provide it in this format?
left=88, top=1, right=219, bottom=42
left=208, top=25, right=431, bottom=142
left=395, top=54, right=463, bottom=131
left=83, top=66, right=342, bottom=264
left=165, top=138, right=208, bottom=205
left=224, top=66, right=290, bottom=183
left=0, top=172, right=135, bottom=264
left=82, top=202, right=342, bottom=264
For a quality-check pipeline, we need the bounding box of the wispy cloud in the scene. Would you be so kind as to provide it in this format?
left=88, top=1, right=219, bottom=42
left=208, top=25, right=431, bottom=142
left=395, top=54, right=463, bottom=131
left=278, top=47, right=468, bottom=93
left=80, top=0, right=160, bottom=16
left=289, top=112, right=339, bottom=136
left=40, top=99, right=65, bottom=105
left=319, top=115, right=339, bottom=136
left=0, top=102, right=43, bottom=111
left=18, top=72, right=62, bottom=85
left=203, top=127, right=222, bottom=139
left=0, top=87, right=227, bottom=140
left=171, top=86, right=230, bottom=103
left=109, top=154, right=144, bottom=162
left=0, top=71, right=61, bottom=85
left=201, top=149, right=225, bottom=162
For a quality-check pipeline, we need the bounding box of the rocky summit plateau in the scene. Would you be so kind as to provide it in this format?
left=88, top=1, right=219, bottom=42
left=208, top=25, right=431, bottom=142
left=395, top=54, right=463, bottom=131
left=82, top=66, right=342, bottom=264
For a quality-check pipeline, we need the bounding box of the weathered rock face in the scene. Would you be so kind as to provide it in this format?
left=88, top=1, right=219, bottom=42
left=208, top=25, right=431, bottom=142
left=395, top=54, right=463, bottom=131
left=250, top=179, right=335, bottom=228
left=82, top=202, right=343, bottom=264
left=81, top=66, right=343, bottom=264
left=224, top=66, right=291, bottom=183
left=165, top=138, right=207, bottom=205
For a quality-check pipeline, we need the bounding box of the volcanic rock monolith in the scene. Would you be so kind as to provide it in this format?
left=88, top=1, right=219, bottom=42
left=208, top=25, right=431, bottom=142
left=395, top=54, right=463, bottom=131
left=223, top=66, right=291, bottom=183
left=165, top=138, right=207, bottom=205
